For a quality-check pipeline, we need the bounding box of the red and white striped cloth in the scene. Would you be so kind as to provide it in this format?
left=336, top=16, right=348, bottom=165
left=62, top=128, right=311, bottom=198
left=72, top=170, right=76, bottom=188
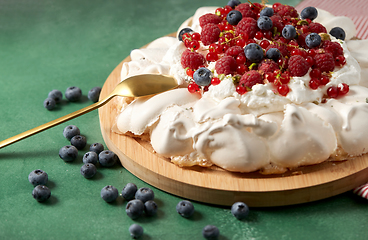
left=296, top=0, right=368, bottom=39
left=297, top=0, right=368, bottom=199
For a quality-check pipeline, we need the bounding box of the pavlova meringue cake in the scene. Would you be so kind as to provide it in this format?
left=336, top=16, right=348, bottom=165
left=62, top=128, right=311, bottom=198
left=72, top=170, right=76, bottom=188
left=114, top=1, right=368, bottom=174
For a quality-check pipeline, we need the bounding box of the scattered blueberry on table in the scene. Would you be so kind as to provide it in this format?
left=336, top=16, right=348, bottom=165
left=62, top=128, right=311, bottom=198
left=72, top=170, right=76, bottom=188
left=48, top=89, right=63, bottom=104
left=65, top=86, right=82, bottom=102
left=70, top=134, right=87, bottom=150
left=80, top=163, right=97, bottom=179
left=231, top=202, right=249, bottom=220
left=28, top=169, right=48, bottom=186
left=144, top=200, right=158, bottom=216
left=100, top=185, right=119, bottom=203
left=63, top=125, right=80, bottom=140
left=98, top=150, right=118, bottom=167
left=121, top=183, right=138, bottom=201
left=176, top=200, right=195, bottom=218
left=88, top=86, right=102, bottom=103
left=43, top=97, right=56, bottom=110
left=32, top=185, right=51, bottom=202
left=89, top=142, right=104, bottom=154
left=135, top=187, right=155, bottom=203
left=83, top=151, right=99, bottom=165
left=202, top=225, right=220, bottom=240
left=126, top=199, right=145, bottom=220
left=59, top=145, right=78, bottom=162
left=129, top=224, right=144, bottom=239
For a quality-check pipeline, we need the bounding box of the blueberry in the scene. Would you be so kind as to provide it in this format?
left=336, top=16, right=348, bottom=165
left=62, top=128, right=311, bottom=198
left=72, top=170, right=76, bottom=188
left=80, top=163, right=97, bottom=178
left=129, top=224, right=144, bottom=239
left=144, top=200, right=158, bottom=216
left=266, top=48, right=281, bottom=61
left=227, top=0, right=241, bottom=8
left=43, top=98, right=56, bottom=110
left=126, top=199, right=145, bottom=219
left=65, top=86, right=82, bottom=102
left=282, top=25, right=296, bottom=40
left=59, top=145, right=78, bottom=162
left=178, top=28, right=193, bottom=41
left=48, top=89, right=63, bottom=104
left=300, top=6, right=318, bottom=21
left=89, top=142, right=104, bottom=154
left=305, top=33, right=321, bottom=48
left=121, top=183, right=138, bottom=201
left=226, top=10, right=242, bottom=25
left=101, top=185, right=119, bottom=202
left=244, top=43, right=264, bottom=63
left=259, top=7, right=274, bottom=17
left=98, top=150, right=118, bottom=167
left=83, top=151, right=99, bottom=165
left=231, top=202, right=249, bottom=220
left=32, top=185, right=51, bottom=202
left=70, top=135, right=87, bottom=150
left=135, top=187, right=154, bottom=203
left=176, top=200, right=194, bottom=218
left=330, top=27, right=346, bottom=41
left=202, top=225, right=220, bottom=240
left=28, top=169, right=48, bottom=186
left=88, top=86, right=101, bottom=103
left=257, top=16, right=273, bottom=30
left=63, top=125, right=80, bottom=140
left=193, top=67, right=213, bottom=86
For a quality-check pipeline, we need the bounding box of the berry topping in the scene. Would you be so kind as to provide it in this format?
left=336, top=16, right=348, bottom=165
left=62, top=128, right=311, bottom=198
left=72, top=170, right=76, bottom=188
left=215, top=55, right=237, bottom=75
left=225, top=46, right=244, bottom=58
left=236, top=17, right=258, bottom=39
left=270, top=14, right=285, bottom=32
left=200, top=23, right=221, bottom=46
left=199, top=13, right=222, bottom=28
left=330, top=27, right=346, bottom=41
left=300, top=6, right=318, bottom=21
left=227, top=0, right=241, bottom=8
left=239, top=70, right=263, bottom=89
left=288, top=55, right=310, bottom=77
left=257, top=16, right=273, bottom=30
left=178, top=28, right=193, bottom=41
left=235, top=3, right=257, bottom=19
left=258, top=59, right=279, bottom=74
left=322, top=40, right=343, bottom=57
left=181, top=49, right=206, bottom=70
left=260, top=7, right=274, bottom=17
left=305, top=33, right=321, bottom=48
left=308, top=22, right=327, bottom=34
left=266, top=42, right=289, bottom=58
left=193, top=67, right=213, bottom=86
left=227, top=10, right=242, bottom=25
left=314, top=52, right=335, bottom=72
left=244, top=43, right=264, bottom=62
left=282, top=25, right=296, bottom=40
left=265, top=48, right=281, bottom=61
left=273, top=4, right=298, bottom=18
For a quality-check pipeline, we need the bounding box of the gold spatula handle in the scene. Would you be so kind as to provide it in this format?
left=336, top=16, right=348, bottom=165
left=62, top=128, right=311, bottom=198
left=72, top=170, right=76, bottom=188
left=0, top=95, right=114, bottom=149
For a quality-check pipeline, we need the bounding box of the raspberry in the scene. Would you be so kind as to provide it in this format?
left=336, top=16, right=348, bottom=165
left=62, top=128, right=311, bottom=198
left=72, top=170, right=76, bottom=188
left=258, top=59, right=279, bottom=74
left=265, top=42, right=289, bottom=58
left=215, top=56, right=238, bottom=75
left=314, top=52, right=335, bottom=72
left=225, top=46, right=244, bottom=58
left=235, top=3, right=257, bottom=19
left=288, top=55, right=310, bottom=77
left=199, top=13, right=222, bottom=28
left=270, top=15, right=285, bottom=33
left=308, top=22, right=327, bottom=34
left=239, top=70, right=263, bottom=88
left=200, top=23, right=221, bottom=46
left=235, top=17, right=258, bottom=39
left=181, top=49, right=206, bottom=70
left=322, top=40, right=343, bottom=57
left=274, top=4, right=298, bottom=18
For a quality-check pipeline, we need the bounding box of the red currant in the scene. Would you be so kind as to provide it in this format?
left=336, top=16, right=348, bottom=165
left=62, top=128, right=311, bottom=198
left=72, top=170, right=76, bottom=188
left=255, top=31, right=264, bottom=40
left=277, top=84, right=290, bottom=96
left=236, top=38, right=246, bottom=48
left=263, top=31, right=273, bottom=40
left=224, top=24, right=234, bottom=31
left=280, top=72, right=291, bottom=84
left=206, top=52, right=218, bottom=62
left=305, top=56, right=314, bottom=66
left=209, top=43, right=217, bottom=53
left=188, top=83, right=200, bottom=93
left=265, top=72, right=276, bottom=82
left=327, top=86, right=338, bottom=98
left=236, top=85, right=247, bottom=95
left=191, top=32, right=201, bottom=41
left=291, top=48, right=303, bottom=56
left=273, top=3, right=282, bottom=9
left=309, top=69, right=321, bottom=79
left=335, top=55, right=346, bottom=67
left=320, top=76, right=330, bottom=85
left=309, top=78, right=320, bottom=90
left=246, top=39, right=256, bottom=45
left=186, top=69, right=195, bottom=78
left=338, top=83, right=349, bottom=95
left=308, top=49, right=317, bottom=57
left=236, top=54, right=246, bottom=65
left=189, top=40, right=200, bottom=51
left=211, top=77, right=221, bottom=85
left=260, top=40, right=270, bottom=49
left=237, top=64, right=247, bottom=75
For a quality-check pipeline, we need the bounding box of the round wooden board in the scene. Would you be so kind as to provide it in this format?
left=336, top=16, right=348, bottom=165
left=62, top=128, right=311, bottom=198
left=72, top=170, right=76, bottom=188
left=98, top=38, right=368, bottom=207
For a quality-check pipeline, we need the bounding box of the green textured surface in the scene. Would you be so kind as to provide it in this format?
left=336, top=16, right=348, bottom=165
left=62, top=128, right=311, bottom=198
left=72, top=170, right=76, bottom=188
left=0, top=0, right=367, bottom=239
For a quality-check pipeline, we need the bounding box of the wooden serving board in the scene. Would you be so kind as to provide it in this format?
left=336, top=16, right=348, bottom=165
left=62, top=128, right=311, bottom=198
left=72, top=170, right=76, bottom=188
left=98, top=39, right=368, bottom=207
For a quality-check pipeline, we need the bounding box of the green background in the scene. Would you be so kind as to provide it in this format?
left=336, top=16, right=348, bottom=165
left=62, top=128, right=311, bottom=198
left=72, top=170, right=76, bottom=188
left=0, top=0, right=367, bottom=239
